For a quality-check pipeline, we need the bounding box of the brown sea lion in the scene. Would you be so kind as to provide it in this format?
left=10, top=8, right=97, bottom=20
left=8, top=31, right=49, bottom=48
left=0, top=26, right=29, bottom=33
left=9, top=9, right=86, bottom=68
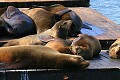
left=45, top=38, right=72, bottom=53
left=0, top=45, right=89, bottom=69
left=109, top=38, right=120, bottom=59
left=70, top=34, right=101, bottom=59
left=1, top=6, right=36, bottom=37
left=2, top=20, right=72, bottom=47
left=22, top=7, right=71, bottom=34
left=32, top=4, right=91, bottom=37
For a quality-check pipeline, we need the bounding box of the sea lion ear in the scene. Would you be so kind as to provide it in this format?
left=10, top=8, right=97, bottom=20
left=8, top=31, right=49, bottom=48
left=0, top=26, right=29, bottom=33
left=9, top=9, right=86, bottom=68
left=6, top=6, right=19, bottom=19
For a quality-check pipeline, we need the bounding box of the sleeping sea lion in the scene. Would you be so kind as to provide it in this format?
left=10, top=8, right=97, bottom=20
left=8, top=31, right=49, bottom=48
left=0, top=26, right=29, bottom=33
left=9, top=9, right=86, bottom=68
left=109, top=38, right=120, bottom=59
left=70, top=34, right=101, bottom=59
left=0, top=45, right=89, bottom=69
left=2, top=20, right=72, bottom=47
left=45, top=38, right=72, bottom=53
left=22, top=7, right=71, bottom=34
left=1, top=6, right=36, bottom=37
left=31, top=4, right=91, bottom=37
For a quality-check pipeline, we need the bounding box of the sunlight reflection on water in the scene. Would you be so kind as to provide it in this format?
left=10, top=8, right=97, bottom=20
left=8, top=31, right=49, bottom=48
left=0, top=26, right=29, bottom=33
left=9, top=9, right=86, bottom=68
left=90, top=0, right=120, bottom=25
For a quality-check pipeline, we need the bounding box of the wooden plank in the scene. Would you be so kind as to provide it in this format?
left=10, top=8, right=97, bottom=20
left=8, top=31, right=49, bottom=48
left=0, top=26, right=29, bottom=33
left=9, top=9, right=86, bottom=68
left=0, top=0, right=90, bottom=7
left=88, top=50, right=120, bottom=69
left=69, top=7, right=120, bottom=40
left=1, top=69, right=120, bottom=80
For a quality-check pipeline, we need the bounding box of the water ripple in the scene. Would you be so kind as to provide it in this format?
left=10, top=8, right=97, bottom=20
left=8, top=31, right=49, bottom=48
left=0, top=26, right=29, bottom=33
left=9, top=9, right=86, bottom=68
left=90, top=0, right=120, bottom=25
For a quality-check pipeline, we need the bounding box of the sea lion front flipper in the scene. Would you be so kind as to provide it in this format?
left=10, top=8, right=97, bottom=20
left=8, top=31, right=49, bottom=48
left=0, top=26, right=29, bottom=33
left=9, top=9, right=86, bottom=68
left=6, top=6, right=19, bottom=19
left=55, top=8, right=72, bottom=20
left=0, top=60, right=24, bottom=70
left=38, top=36, right=55, bottom=43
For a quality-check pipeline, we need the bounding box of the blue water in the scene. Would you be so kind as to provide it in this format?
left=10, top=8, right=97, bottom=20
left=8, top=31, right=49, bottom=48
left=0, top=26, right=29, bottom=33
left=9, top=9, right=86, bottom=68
left=90, top=0, right=120, bottom=25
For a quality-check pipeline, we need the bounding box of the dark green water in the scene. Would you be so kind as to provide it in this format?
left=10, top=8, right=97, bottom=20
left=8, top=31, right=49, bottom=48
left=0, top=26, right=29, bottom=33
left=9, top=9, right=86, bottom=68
left=90, top=0, right=120, bottom=25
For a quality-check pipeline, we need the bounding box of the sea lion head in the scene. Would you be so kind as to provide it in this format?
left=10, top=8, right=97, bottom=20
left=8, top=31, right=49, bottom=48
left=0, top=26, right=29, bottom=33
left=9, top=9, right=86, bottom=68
left=70, top=36, right=93, bottom=59
left=52, top=20, right=72, bottom=39
left=60, top=55, right=90, bottom=69
left=109, top=43, right=120, bottom=59
left=1, top=6, right=36, bottom=37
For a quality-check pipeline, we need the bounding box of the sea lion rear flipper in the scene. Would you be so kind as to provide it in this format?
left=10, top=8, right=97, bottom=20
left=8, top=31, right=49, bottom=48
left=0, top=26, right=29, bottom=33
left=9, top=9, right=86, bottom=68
left=29, top=5, right=48, bottom=10
left=0, top=41, right=8, bottom=47
left=0, top=40, right=19, bottom=47
left=82, top=22, right=92, bottom=30
left=6, top=6, right=19, bottom=19
left=69, top=11, right=92, bottom=30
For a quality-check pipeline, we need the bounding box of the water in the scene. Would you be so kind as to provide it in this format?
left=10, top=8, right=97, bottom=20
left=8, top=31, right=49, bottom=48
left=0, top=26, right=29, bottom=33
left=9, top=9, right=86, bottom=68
left=90, top=0, right=120, bottom=25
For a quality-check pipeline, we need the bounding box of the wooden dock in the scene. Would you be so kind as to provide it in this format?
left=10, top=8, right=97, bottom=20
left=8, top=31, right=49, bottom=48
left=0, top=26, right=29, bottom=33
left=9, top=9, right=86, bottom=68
left=69, top=7, right=120, bottom=49
left=0, top=0, right=90, bottom=7
left=0, top=0, right=120, bottom=80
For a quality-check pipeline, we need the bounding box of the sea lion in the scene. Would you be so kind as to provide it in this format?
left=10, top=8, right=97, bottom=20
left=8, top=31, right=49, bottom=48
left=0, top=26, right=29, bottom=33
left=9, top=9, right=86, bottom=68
left=0, top=45, right=89, bottom=69
left=109, top=38, right=120, bottom=59
left=1, top=6, right=36, bottom=37
left=0, top=17, right=9, bottom=36
left=70, top=34, right=101, bottom=59
left=39, top=20, right=72, bottom=39
left=32, top=4, right=91, bottom=37
left=2, top=20, right=72, bottom=47
left=0, top=7, right=7, bottom=16
left=45, top=38, right=72, bottom=53
left=22, top=7, right=71, bottom=34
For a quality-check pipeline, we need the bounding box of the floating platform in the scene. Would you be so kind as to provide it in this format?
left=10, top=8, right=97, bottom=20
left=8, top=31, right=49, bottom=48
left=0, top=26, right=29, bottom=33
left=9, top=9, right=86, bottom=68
left=70, top=7, right=120, bottom=49
left=0, top=0, right=90, bottom=7
left=0, top=4, right=120, bottom=80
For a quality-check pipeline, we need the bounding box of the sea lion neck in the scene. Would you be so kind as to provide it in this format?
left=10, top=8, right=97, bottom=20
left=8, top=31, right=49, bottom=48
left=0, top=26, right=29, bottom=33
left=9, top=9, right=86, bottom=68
left=51, top=20, right=72, bottom=39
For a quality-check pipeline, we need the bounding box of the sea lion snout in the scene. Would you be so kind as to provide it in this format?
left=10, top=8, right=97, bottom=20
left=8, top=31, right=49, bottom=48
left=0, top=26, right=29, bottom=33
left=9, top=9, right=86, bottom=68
left=54, top=20, right=72, bottom=39
left=70, top=45, right=82, bottom=55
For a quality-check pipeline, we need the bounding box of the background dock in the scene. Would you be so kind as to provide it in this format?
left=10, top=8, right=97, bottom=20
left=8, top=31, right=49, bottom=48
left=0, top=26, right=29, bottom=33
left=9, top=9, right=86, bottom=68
left=0, top=0, right=90, bottom=7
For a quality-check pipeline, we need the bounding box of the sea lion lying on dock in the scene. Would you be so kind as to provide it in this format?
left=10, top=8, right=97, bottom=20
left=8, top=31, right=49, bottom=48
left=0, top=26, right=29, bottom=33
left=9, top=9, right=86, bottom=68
left=70, top=34, right=101, bottom=59
left=0, top=45, right=89, bottom=69
left=109, top=38, right=120, bottom=59
left=1, top=6, right=36, bottom=37
left=31, top=4, right=91, bottom=36
left=22, top=7, right=71, bottom=34
left=2, top=20, right=72, bottom=47
left=45, top=38, right=72, bottom=53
